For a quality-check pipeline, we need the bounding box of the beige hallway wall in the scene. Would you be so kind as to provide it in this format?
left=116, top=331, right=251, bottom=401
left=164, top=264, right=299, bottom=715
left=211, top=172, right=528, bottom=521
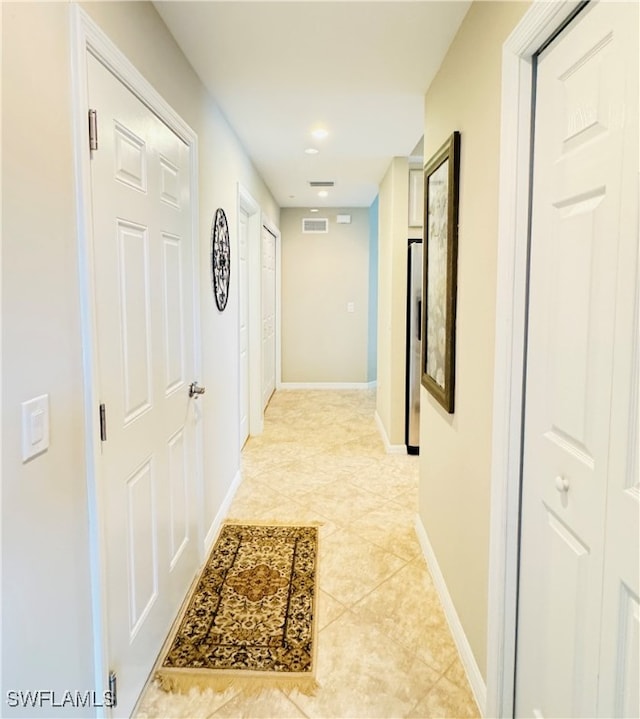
left=2, top=4, right=95, bottom=710
left=280, top=208, right=370, bottom=384
left=418, top=0, right=529, bottom=681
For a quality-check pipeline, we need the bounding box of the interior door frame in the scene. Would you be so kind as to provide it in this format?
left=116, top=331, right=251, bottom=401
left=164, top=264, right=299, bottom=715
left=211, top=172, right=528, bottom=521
left=261, top=213, right=282, bottom=396
left=486, top=1, right=586, bottom=716
left=70, top=6, right=203, bottom=710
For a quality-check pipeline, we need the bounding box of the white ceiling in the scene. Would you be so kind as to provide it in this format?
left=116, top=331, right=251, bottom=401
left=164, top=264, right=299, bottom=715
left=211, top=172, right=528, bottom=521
left=154, top=1, right=470, bottom=209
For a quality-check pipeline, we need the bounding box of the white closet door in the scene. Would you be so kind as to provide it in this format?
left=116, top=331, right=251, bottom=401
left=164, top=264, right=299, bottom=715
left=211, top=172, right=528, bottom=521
left=516, top=2, right=639, bottom=717
left=594, top=2, right=639, bottom=712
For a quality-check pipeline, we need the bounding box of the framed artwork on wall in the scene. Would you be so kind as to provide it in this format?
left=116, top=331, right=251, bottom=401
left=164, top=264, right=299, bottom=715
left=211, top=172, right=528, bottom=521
left=211, top=208, right=230, bottom=311
left=421, top=131, right=461, bottom=413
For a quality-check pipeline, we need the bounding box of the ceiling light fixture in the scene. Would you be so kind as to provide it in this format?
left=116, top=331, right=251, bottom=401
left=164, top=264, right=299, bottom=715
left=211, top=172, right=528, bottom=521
left=318, top=190, right=328, bottom=198
left=305, top=148, right=319, bottom=155
left=310, top=208, right=319, bottom=213
left=311, top=128, right=329, bottom=140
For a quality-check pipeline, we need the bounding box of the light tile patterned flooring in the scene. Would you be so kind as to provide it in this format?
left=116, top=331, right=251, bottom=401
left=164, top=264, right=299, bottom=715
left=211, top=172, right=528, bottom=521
left=137, top=390, right=479, bottom=718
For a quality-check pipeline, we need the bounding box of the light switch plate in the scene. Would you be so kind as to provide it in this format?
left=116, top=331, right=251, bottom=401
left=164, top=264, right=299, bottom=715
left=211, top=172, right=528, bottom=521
left=21, top=394, right=49, bottom=462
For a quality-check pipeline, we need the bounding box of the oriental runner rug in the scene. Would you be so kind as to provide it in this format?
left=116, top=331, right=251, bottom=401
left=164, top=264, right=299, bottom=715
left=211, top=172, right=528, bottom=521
left=155, top=523, right=318, bottom=695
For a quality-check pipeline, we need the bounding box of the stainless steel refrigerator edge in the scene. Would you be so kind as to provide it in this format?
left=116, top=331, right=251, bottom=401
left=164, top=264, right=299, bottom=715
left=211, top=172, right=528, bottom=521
left=405, top=240, right=422, bottom=454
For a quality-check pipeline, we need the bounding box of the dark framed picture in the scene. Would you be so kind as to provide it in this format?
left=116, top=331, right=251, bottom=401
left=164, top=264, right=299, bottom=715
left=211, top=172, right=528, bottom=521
left=421, top=131, right=460, bottom=413
left=211, top=208, right=230, bottom=311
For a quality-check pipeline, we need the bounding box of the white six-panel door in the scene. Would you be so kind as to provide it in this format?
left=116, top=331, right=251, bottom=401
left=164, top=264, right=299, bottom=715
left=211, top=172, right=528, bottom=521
left=516, top=2, right=639, bottom=716
left=261, top=226, right=276, bottom=409
left=88, top=54, right=200, bottom=717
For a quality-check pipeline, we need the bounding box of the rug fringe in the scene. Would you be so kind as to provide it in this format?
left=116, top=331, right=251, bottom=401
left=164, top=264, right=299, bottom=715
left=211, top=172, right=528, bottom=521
left=222, top=518, right=325, bottom=528
left=155, top=669, right=319, bottom=697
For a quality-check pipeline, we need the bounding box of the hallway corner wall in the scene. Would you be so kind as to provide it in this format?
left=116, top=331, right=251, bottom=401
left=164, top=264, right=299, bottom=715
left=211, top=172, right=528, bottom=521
left=376, top=157, right=409, bottom=446
left=417, top=0, right=530, bottom=684
left=367, top=197, right=379, bottom=383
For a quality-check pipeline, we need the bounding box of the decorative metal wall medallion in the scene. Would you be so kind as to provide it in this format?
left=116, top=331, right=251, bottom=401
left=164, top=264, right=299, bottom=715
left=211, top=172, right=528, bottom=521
left=211, top=208, right=230, bottom=311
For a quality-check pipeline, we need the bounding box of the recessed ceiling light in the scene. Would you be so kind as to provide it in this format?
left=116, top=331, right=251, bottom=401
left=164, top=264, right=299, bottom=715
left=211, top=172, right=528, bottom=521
left=318, top=190, right=328, bottom=198
left=310, top=208, right=319, bottom=213
left=305, top=148, right=319, bottom=155
left=312, top=128, right=329, bottom=140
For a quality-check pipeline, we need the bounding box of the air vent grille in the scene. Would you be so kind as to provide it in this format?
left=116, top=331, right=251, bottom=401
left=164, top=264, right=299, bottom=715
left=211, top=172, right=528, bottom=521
left=302, top=218, right=329, bottom=233
left=308, top=181, right=335, bottom=188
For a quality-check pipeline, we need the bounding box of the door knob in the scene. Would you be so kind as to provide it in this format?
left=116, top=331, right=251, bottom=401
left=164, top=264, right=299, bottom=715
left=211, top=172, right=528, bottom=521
left=555, top=475, right=569, bottom=493
left=189, top=382, right=206, bottom=398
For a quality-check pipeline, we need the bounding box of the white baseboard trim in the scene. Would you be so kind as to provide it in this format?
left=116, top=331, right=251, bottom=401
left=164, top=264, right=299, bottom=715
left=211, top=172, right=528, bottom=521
left=374, top=410, right=407, bottom=454
left=278, top=381, right=376, bottom=390
left=414, top=515, right=487, bottom=716
left=203, top=469, right=242, bottom=554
